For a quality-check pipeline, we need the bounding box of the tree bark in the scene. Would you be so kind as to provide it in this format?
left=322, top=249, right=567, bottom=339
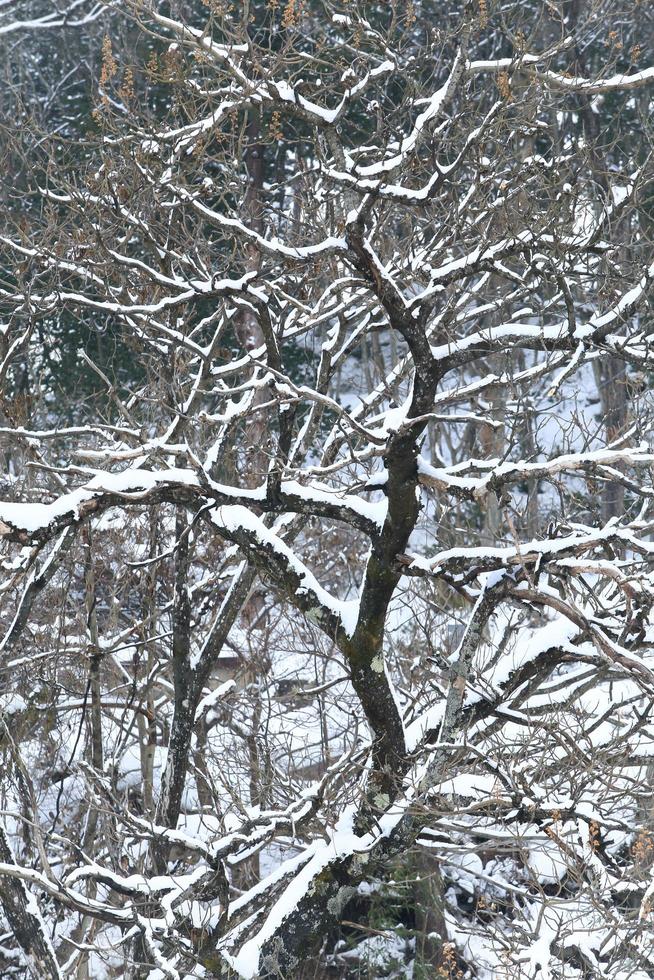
left=0, top=825, right=61, bottom=980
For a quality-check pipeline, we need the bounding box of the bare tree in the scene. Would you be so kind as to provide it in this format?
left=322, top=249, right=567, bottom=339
left=1, top=1, right=654, bottom=978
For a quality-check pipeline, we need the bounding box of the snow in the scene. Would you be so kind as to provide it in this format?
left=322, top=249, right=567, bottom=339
left=195, top=679, right=236, bottom=720
left=211, top=505, right=361, bottom=637
left=280, top=479, right=388, bottom=529
left=3, top=10, right=654, bottom=979
left=223, top=802, right=414, bottom=978
left=0, top=693, right=27, bottom=715
left=356, top=48, right=464, bottom=177
left=0, top=469, right=194, bottom=532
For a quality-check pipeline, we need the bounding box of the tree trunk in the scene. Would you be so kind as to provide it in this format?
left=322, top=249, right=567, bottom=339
left=0, top=825, right=61, bottom=980
left=413, top=848, right=447, bottom=975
